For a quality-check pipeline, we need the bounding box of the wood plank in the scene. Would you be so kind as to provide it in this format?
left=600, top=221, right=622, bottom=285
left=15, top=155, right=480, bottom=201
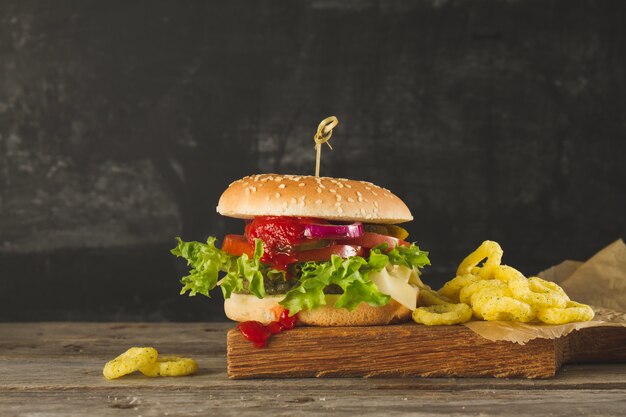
left=1, top=323, right=626, bottom=391
left=1, top=323, right=626, bottom=417
left=227, top=324, right=626, bottom=379
left=2, top=358, right=626, bottom=391
left=565, top=326, right=626, bottom=363
left=228, top=324, right=560, bottom=379
left=2, top=387, right=626, bottom=417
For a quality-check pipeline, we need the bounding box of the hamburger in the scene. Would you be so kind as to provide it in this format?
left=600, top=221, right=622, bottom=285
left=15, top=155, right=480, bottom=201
left=172, top=174, right=430, bottom=339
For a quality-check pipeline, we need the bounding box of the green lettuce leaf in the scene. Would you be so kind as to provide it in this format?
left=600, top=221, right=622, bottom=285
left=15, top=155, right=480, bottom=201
left=172, top=237, right=430, bottom=316
left=172, top=237, right=269, bottom=299
left=172, top=237, right=231, bottom=297
left=230, top=239, right=266, bottom=299
left=279, top=243, right=430, bottom=315
left=374, top=243, right=431, bottom=269
left=279, top=254, right=389, bottom=315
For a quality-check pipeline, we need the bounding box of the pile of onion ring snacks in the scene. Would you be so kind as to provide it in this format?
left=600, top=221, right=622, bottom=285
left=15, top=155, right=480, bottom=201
left=103, top=347, right=198, bottom=380
left=412, top=241, right=594, bottom=326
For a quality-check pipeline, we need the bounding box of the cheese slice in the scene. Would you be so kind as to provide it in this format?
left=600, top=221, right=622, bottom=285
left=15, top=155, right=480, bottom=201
left=369, top=265, right=419, bottom=310
left=408, top=266, right=428, bottom=288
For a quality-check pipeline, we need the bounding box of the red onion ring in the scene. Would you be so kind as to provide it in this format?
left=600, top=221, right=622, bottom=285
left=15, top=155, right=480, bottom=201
left=303, top=222, right=363, bottom=240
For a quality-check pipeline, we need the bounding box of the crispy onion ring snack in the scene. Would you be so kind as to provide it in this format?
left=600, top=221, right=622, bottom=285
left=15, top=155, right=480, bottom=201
left=412, top=303, right=473, bottom=325
left=537, top=301, right=595, bottom=324
left=456, top=240, right=503, bottom=279
left=103, top=347, right=158, bottom=380
left=103, top=348, right=199, bottom=380
left=139, top=356, right=199, bottom=377
left=438, top=274, right=483, bottom=303
left=528, top=277, right=570, bottom=302
left=413, top=288, right=472, bottom=325
left=496, top=266, right=568, bottom=310
left=414, top=241, right=594, bottom=326
left=478, top=297, right=536, bottom=322
left=459, top=280, right=509, bottom=306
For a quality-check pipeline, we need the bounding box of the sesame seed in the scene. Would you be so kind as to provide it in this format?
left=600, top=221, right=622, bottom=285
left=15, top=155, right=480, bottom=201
left=371, top=191, right=378, bottom=196
left=344, top=184, right=351, bottom=188
left=334, top=202, right=341, bottom=207
left=358, top=196, right=363, bottom=202
left=274, top=177, right=282, bottom=182
left=360, top=208, right=366, bottom=214
left=315, top=199, right=322, bottom=205
left=330, top=189, right=336, bottom=193
left=250, top=186, right=256, bottom=192
left=374, top=201, right=379, bottom=207
left=316, top=188, right=322, bottom=193
left=336, top=195, right=342, bottom=201
left=365, top=186, right=371, bottom=190
left=319, top=183, right=326, bottom=189
left=298, top=183, right=305, bottom=187
left=275, top=192, right=281, bottom=198
left=337, top=207, right=344, bottom=213
left=356, top=191, right=362, bottom=197
left=347, top=197, right=355, bottom=203
left=278, top=184, right=285, bottom=189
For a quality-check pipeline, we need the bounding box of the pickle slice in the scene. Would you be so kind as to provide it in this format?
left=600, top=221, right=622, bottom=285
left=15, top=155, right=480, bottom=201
left=363, top=224, right=409, bottom=240
left=293, top=239, right=331, bottom=252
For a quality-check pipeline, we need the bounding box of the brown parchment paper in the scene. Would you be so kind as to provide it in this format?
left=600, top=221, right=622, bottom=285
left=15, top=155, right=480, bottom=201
left=462, top=239, right=626, bottom=344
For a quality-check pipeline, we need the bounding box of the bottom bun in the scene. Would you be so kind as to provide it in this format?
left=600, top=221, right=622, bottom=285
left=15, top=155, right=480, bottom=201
left=224, top=293, right=412, bottom=326
left=224, top=293, right=285, bottom=325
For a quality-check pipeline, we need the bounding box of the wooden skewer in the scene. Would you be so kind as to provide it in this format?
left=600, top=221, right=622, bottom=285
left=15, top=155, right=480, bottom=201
left=313, top=116, right=339, bottom=177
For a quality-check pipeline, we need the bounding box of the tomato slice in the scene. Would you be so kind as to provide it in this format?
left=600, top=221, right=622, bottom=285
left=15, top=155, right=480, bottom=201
left=296, top=245, right=363, bottom=262
left=222, top=234, right=254, bottom=258
left=337, top=232, right=409, bottom=250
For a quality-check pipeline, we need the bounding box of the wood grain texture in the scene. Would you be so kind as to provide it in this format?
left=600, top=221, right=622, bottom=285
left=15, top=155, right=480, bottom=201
left=227, top=324, right=626, bottom=379
left=1, top=323, right=626, bottom=416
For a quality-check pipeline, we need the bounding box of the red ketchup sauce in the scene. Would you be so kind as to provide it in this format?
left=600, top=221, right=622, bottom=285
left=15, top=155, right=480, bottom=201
left=245, top=216, right=324, bottom=271
left=237, top=310, right=298, bottom=348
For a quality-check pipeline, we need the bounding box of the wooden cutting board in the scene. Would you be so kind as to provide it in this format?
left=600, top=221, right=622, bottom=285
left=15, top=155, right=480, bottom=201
left=227, top=324, right=626, bottom=379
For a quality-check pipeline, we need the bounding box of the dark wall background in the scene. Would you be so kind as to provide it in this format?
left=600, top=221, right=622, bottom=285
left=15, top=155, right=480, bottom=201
left=1, top=0, right=624, bottom=321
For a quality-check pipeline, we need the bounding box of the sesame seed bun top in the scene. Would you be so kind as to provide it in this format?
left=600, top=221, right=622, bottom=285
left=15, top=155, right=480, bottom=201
left=216, top=174, right=413, bottom=224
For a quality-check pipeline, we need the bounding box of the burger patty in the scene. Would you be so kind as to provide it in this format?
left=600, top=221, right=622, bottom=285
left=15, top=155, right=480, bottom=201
left=239, top=278, right=344, bottom=296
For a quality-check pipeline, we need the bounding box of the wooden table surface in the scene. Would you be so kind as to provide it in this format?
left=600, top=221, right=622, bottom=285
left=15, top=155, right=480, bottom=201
left=1, top=323, right=626, bottom=417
